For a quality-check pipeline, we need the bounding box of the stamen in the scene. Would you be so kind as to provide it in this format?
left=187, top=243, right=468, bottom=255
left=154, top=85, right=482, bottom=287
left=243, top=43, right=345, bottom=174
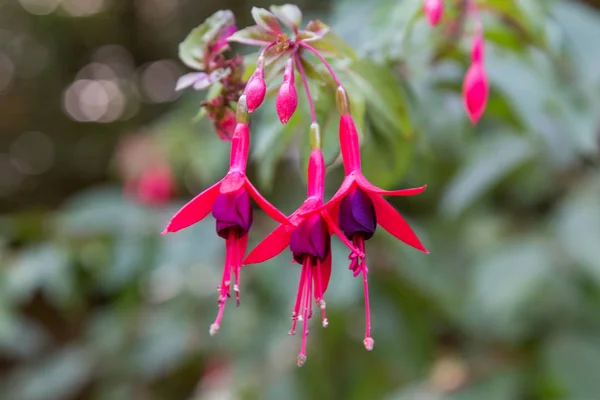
left=290, top=260, right=308, bottom=335
left=210, top=231, right=236, bottom=335
left=314, top=259, right=328, bottom=328
left=356, top=236, right=373, bottom=350
left=298, top=259, right=312, bottom=366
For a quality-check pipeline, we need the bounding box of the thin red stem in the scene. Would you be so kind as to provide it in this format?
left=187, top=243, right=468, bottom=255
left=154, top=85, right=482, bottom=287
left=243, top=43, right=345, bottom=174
left=299, top=42, right=342, bottom=87
left=294, top=54, right=317, bottom=123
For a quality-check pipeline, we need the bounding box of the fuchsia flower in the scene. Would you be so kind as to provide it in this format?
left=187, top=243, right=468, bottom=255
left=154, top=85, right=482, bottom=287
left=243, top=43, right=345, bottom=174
left=301, top=88, right=428, bottom=350
left=275, top=58, right=299, bottom=124
left=463, top=33, right=488, bottom=124
left=162, top=97, right=289, bottom=335
left=244, top=124, right=362, bottom=366
left=135, top=164, right=174, bottom=206
left=423, top=0, right=444, bottom=26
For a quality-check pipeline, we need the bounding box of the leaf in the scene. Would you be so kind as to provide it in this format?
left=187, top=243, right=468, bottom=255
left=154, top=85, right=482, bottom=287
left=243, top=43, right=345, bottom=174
left=468, top=239, right=554, bottom=337
left=310, top=31, right=356, bottom=59
left=178, top=10, right=235, bottom=70
left=227, top=25, right=276, bottom=46
left=440, top=133, right=534, bottom=217
left=304, top=19, right=330, bottom=38
left=554, top=173, right=600, bottom=285
left=296, top=31, right=321, bottom=42
left=251, top=7, right=281, bottom=34
left=175, top=72, right=209, bottom=91
left=270, top=4, right=302, bottom=30
left=544, top=333, right=600, bottom=399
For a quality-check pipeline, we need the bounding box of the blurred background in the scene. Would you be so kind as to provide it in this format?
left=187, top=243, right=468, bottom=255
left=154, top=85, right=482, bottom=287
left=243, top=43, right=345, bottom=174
left=1, top=0, right=600, bottom=399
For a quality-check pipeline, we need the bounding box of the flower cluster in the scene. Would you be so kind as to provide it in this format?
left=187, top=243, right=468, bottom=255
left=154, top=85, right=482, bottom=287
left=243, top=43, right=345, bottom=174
left=423, top=0, right=489, bottom=124
left=164, top=5, right=429, bottom=366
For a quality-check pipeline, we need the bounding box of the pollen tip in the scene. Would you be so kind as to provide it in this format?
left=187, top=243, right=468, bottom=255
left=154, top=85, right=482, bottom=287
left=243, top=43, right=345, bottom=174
left=288, top=329, right=296, bottom=336
left=209, top=323, right=220, bottom=336
left=160, top=228, right=169, bottom=235
left=297, top=354, right=307, bottom=367
left=363, top=337, right=374, bottom=351
left=322, top=318, right=329, bottom=328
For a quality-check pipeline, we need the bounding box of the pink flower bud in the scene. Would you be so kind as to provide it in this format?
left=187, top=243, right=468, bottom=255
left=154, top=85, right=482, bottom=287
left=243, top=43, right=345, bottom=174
left=245, top=57, right=266, bottom=113
left=423, top=0, right=444, bottom=26
left=471, top=34, right=485, bottom=64
left=276, top=58, right=298, bottom=124
left=463, top=61, right=489, bottom=124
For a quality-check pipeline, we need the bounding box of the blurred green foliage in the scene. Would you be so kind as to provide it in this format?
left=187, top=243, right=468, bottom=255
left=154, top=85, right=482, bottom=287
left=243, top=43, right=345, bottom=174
left=1, top=0, right=600, bottom=399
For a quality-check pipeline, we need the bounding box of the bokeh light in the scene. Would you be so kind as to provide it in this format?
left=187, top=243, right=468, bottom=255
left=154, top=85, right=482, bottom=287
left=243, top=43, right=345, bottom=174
left=10, top=131, right=55, bottom=176
left=18, top=0, right=61, bottom=15
left=0, top=52, right=15, bottom=93
left=138, top=60, right=181, bottom=103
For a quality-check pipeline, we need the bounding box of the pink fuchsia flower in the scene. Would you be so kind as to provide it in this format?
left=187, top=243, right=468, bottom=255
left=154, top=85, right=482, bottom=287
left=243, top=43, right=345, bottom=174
left=276, top=58, right=298, bottom=124
left=245, top=55, right=267, bottom=113
left=302, top=87, right=428, bottom=350
left=423, top=0, right=444, bottom=26
left=463, top=34, right=488, bottom=124
left=134, top=164, right=174, bottom=206
left=162, top=100, right=289, bottom=335
left=244, top=124, right=362, bottom=366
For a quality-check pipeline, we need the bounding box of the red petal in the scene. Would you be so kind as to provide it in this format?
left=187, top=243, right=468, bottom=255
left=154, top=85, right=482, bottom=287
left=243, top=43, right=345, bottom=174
left=369, top=193, right=429, bottom=253
left=299, top=175, right=356, bottom=219
left=243, top=224, right=292, bottom=265
left=357, top=175, right=427, bottom=197
left=162, top=181, right=221, bottom=234
left=244, top=179, right=290, bottom=226
left=320, top=251, right=332, bottom=294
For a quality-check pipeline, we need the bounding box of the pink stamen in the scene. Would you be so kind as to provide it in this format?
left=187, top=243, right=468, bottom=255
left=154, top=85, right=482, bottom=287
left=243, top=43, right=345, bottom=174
left=298, top=258, right=312, bottom=367
left=210, top=230, right=236, bottom=335
left=289, top=259, right=308, bottom=335
left=352, top=236, right=374, bottom=350
left=315, top=259, right=328, bottom=327
left=294, top=54, right=317, bottom=123
left=234, top=238, right=241, bottom=307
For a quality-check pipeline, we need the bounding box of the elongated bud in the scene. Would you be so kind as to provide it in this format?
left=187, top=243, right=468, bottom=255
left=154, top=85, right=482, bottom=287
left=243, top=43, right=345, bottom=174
left=236, top=95, right=249, bottom=124
left=245, top=56, right=266, bottom=112
left=276, top=58, right=298, bottom=124
left=471, top=34, right=484, bottom=64
left=462, top=61, right=488, bottom=124
left=309, top=122, right=321, bottom=150
left=336, top=86, right=351, bottom=115
left=423, top=0, right=443, bottom=26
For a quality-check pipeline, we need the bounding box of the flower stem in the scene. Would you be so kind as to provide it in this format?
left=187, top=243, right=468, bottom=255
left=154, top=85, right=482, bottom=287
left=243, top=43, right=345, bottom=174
left=299, top=42, right=342, bottom=87
left=294, top=54, right=317, bottom=124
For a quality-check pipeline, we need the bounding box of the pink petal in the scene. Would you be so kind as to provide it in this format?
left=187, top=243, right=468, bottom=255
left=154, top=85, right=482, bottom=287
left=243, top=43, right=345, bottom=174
left=319, top=251, right=332, bottom=294
left=175, top=72, right=209, bottom=91
left=245, top=179, right=290, bottom=226
left=463, top=62, right=489, bottom=124
left=369, top=193, right=429, bottom=253
left=162, top=181, right=222, bottom=234
left=423, top=0, right=444, bottom=26
left=357, top=175, right=427, bottom=197
left=243, top=224, right=292, bottom=265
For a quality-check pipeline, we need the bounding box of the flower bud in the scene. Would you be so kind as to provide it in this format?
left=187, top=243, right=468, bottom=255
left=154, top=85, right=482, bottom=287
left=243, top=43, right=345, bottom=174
left=423, top=0, right=444, bottom=26
left=245, top=56, right=266, bottom=112
left=463, top=61, right=489, bottom=124
left=276, top=58, right=298, bottom=124
left=471, top=34, right=485, bottom=64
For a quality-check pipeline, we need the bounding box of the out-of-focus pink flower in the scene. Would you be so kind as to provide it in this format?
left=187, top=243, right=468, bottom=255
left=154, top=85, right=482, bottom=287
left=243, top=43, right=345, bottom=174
left=463, top=34, right=488, bottom=124
left=211, top=108, right=237, bottom=141
left=134, top=164, right=174, bottom=206
left=424, top=0, right=444, bottom=26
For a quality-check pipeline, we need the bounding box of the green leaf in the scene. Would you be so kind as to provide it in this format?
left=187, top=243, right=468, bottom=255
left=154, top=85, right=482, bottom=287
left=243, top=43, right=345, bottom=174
left=227, top=25, right=276, bottom=46
left=178, top=10, right=235, bottom=70
left=296, top=31, right=321, bottom=42
left=270, top=4, right=302, bottom=30
left=440, top=133, right=534, bottom=217
left=544, top=333, right=600, bottom=399
left=310, top=31, right=356, bottom=59
left=304, top=19, right=330, bottom=38
left=251, top=7, right=281, bottom=34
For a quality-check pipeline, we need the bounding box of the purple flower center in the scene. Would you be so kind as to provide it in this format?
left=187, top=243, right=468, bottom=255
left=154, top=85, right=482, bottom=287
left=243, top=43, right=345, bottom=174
left=290, top=214, right=330, bottom=263
left=338, top=187, right=376, bottom=240
left=211, top=190, right=253, bottom=238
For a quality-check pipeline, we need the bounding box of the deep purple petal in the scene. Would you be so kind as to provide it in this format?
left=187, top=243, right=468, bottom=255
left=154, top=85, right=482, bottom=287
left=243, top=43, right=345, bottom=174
left=290, top=214, right=330, bottom=263
left=338, top=187, right=376, bottom=240
left=212, top=190, right=253, bottom=238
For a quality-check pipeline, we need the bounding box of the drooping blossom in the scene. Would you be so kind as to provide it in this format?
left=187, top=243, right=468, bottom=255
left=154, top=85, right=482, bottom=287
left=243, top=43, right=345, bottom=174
left=302, top=87, right=428, bottom=350
left=276, top=57, right=299, bottom=124
left=423, top=0, right=444, bottom=26
left=244, top=123, right=362, bottom=366
left=162, top=97, right=289, bottom=335
left=463, top=22, right=488, bottom=124
left=135, top=164, right=174, bottom=206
